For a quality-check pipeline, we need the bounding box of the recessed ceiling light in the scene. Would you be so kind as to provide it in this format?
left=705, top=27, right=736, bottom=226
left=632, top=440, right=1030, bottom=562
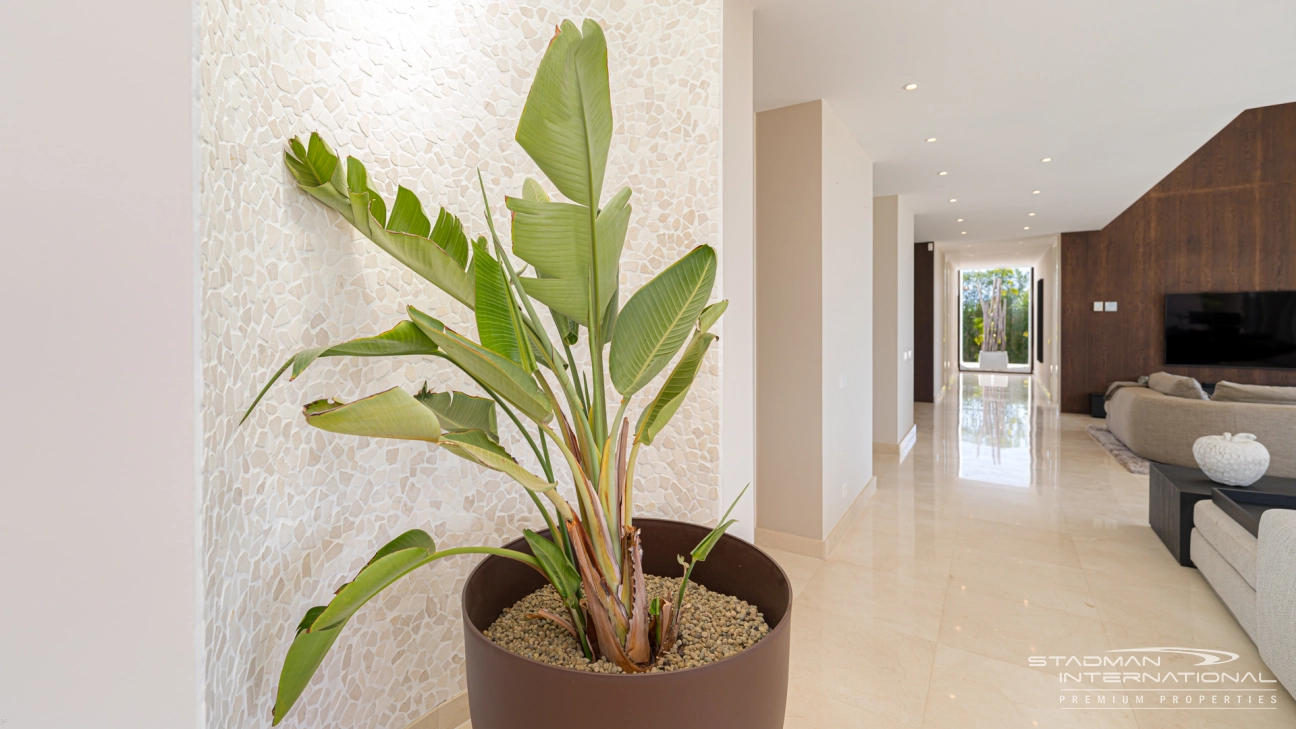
left=938, top=171, right=948, bottom=176
left=1041, top=157, right=1052, bottom=163
left=1028, top=212, right=1036, bottom=216
left=1033, top=190, right=1041, bottom=194
left=926, top=137, right=937, bottom=143
left=956, top=218, right=964, bottom=222
left=1023, top=226, right=1030, bottom=230
left=904, top=83, right=919, bottom=91
left=949, top=198, right=957, bottom=203
left=961, top=231, right=967, bottom=235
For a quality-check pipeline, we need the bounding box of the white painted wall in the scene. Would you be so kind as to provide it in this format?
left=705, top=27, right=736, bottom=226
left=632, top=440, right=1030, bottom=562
left=721, top=0, right=755, bottom=540
left=821, top=105, right=875, bottom=536
left=871, top=195, right=915, bottom=445
left=755, top=99, right=873, bottom=543
left=755, top=101, right=825, bottom=541
left=932, top=246, right=948, bottom=401
left=0, top=2, right=198, bottom=728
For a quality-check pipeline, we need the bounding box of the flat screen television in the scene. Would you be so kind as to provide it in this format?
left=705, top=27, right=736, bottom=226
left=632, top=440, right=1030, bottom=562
left=1165, top=291, right=1296, bottom=369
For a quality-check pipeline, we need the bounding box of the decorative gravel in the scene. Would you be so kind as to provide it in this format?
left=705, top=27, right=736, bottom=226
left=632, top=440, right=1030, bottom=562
left=484, top=575, right=770, bottom=673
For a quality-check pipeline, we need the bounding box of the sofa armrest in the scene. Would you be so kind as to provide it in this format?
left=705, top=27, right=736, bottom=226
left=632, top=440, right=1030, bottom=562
left=1257, top=508, right=1296, bottom=694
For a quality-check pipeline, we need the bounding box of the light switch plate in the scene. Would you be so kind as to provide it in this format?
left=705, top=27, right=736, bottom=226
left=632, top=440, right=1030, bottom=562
left=1093, top=301, right=1103, bottom=312
left=839, top=374, right=847, bottom=389
left=1104, top=301, right=1118, bottom=312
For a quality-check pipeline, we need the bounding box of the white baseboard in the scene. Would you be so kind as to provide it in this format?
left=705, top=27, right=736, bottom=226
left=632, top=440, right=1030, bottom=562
left=897, top=424, right=917, bottom=463
left=873, top=424, right=918, bottom=463
left=755, top=475, right=877, bottom=560
left=406, top=690, right=470, bottom=729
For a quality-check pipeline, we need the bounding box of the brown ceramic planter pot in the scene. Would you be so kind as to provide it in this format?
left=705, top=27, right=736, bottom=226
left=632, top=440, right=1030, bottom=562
left=462, top=518, right=792, bottom=729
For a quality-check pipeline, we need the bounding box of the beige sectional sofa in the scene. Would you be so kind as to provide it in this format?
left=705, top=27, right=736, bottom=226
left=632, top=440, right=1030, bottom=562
left=1192, top=501, right=1296, bottom=694
left=1105, top=386, right=1296, bottom=478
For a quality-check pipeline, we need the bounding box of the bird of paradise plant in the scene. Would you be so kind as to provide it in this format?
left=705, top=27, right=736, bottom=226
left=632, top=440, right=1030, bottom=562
left=242, top=19, right=736, bottom=725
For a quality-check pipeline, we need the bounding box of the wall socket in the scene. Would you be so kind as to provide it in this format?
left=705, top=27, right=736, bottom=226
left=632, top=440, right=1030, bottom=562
left=841, top=482, right=848, bottom=498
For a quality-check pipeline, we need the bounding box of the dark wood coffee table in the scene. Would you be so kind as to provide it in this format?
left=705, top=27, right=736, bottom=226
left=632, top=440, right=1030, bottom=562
left=1149, top=462, right=1296, bottom=567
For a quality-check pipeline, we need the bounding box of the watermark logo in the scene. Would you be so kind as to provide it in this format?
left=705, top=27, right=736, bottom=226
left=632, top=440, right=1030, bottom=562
left=1029, top=646, right=1279, bottom=710
left=1107, top=647, right=1239, bottom=666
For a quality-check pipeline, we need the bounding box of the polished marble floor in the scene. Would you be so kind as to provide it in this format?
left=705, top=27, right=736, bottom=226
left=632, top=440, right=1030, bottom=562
left=456, top=373, right=1292, bottom=729
left=765, top=373, right=1296, bottom=728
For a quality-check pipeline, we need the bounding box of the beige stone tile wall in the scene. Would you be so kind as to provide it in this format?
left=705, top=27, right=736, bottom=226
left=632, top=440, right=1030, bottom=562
left=199, top=1, right=722, bottom=727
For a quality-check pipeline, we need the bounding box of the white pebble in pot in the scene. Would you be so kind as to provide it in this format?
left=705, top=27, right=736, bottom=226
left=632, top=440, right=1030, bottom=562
left=1192, top=432, right=1270, bottom=487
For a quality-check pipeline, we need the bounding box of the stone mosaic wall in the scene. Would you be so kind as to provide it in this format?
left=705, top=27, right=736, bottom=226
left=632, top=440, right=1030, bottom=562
left=199, top=1, right=723, bottom=727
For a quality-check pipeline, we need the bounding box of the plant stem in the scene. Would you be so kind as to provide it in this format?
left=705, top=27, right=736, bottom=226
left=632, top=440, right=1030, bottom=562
left=538, top=427, right=553, bottom=478
left=541, top=422, right=621, bottom=585
left=623, top=440, right=642, bottom=530
left=586, top=267, right=609, bottom=448
left=559, top=333, right=587, bottom=411
left=430, top=546, right=543, bottom=573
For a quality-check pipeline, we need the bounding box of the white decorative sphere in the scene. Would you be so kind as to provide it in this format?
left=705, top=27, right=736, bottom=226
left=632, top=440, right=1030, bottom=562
left=1193, top=432, right=1270, bottom=487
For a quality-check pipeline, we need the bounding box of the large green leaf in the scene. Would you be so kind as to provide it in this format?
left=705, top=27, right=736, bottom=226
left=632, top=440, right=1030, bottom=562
left=313, top=549, right=433, bottom=632
left=515, top=19, right=612, bottom=210
left=508, top=187, right=629, bottom=328
left=697, top=299, right=728, bottom=335
left=472, top=238, right=534, bottom=370
left=284, top=134, right=477, bottom=309
left=610, top=245, right=717, bottom=396
left=634, top=331, right=716, bottom=445
left=271, top=531, right=543, bottom=725
left=406, top=305, right=445, bottom=337
left=441, top=431, right=556, bottom=493
left=241, top=321, right=439, bottom=424
left=510, top=20, right=625, bottom=335
left=521, top=178, right=581, bottom=345
left=422, top=327, right=553, bottom=424
left=366, top=224, right=476, bottom=309
left=432, top=208, right=470, bottom=269
left=387, top=186, right=432, bottom=236
left=284, top=134, right=348, bottom=213
left=524, top=529, right=581, bottom=601
left=303, top=387, right=441, bottom=443
left=346, top=156, right=387, bottom=227
left=367, top=529, right=437, bottom=565
left=272, top=608, right=346, bottom=725
left=415, top=386, right=498, bottom=442
left=273, top=529, right=437, bottom=724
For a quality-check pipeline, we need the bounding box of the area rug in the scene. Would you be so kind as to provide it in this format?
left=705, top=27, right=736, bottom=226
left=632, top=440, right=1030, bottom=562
left=1087, top=426, right=1150, bottom=475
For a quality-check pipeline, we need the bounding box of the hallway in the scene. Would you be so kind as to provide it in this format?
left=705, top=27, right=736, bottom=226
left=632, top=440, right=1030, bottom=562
left=768, top=373, right=1296, bottom=728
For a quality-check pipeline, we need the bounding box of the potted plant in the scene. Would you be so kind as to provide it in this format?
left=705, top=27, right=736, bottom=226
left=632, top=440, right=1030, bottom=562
left=243, top=19, right=791, bottom=729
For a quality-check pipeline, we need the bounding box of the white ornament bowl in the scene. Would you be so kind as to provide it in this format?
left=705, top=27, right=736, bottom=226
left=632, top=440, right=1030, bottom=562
left=1192, top=432, right=1270, bottom=487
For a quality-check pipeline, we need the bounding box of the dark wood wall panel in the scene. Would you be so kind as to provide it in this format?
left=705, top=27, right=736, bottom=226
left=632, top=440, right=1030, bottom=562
left=1060, top=102, right=1296, bottom=413
left=914, top=242, right=934, bottom=403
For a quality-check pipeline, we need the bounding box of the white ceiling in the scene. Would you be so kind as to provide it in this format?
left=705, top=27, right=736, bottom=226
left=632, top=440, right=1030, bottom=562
left=938, top=234, right=1057, bottom=271
left=751, top=0, right=1296, bottom=244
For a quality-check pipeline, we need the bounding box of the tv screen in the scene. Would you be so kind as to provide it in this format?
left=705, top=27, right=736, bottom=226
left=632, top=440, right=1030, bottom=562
left=1165, top=291, right=1296, bottom=369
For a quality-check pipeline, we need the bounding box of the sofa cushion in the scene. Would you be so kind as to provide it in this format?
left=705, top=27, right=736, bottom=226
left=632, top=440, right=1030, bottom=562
left=1148, top=371, right=1209, bottom=400
left=1194, top=500, right=1257, bottom=589
left=1213, top=381, right=1296, bottom=406
left=1191, top=528, right=1257, bottom=641
left=1257, top=508, right=1296, bottom=696
left=1103, top=386, right=1296, bottom=478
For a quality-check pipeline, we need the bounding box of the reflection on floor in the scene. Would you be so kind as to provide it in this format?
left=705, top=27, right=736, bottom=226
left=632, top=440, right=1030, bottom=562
left=766, top=373, right=1295, bottom=728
